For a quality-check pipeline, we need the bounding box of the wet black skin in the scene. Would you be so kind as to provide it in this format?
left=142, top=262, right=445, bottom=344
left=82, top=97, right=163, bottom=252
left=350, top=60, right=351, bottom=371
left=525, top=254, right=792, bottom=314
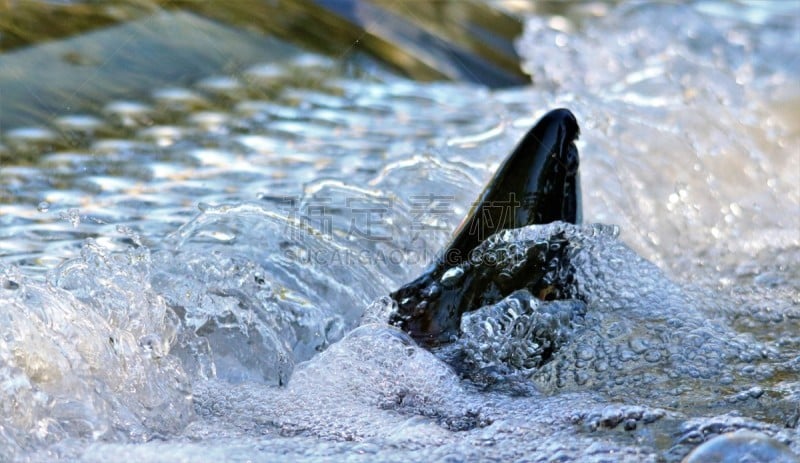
left=389, top=108, right=582, bottom=346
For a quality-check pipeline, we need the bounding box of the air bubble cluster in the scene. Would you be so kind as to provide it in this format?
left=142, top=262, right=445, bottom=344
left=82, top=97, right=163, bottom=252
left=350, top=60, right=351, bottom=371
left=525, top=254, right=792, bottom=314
left=457, top=290, right=586, bottom=374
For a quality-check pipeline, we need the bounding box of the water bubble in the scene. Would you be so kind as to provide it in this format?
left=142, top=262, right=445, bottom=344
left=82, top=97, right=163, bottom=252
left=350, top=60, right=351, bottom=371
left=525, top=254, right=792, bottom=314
left=59, top=208, right=81, bottom=227
left=629, top=337, right=649, bottom=354
left=575, top=371, right=590, bottom=385
left=576, top=346, right=595, bottom=361
left=644, top=350, right=663, bottom=363
left=457, top=291, right=585, bottom=375
left=740, top=365, right=756, bottom=375
left=37, top=201, right=50, bottom=212
left=361, top=296, right=398, bottom=325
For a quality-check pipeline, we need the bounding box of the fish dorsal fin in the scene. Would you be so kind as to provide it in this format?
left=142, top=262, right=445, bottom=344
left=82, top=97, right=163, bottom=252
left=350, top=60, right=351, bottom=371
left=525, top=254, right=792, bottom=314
left=390, top=108, right=583, bottom=345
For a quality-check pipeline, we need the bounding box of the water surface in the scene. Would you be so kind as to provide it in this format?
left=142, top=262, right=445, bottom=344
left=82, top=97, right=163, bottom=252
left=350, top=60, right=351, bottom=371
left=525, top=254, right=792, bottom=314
left=1, top=2, right=799, bottom=461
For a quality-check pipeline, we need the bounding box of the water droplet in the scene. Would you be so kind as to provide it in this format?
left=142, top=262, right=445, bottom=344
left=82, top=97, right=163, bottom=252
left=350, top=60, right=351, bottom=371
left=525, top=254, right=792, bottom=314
left=37, top=201, right=50, bottom=212
left=440, top=267, right=465, bottom=287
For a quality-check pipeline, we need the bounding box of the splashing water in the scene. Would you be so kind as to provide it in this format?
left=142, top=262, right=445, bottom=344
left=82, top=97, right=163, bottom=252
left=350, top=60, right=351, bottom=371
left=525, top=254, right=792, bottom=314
left=1, top=2, right=799, bottom=462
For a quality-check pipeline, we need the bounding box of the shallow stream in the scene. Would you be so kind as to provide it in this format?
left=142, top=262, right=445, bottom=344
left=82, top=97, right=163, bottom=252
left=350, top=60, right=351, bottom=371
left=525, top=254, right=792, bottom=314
left=1, top=2, right=798, bottom=461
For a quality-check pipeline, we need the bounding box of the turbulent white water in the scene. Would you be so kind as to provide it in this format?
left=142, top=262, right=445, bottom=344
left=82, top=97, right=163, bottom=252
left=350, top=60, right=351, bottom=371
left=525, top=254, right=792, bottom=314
left=1, top=2, right=799, bottom=462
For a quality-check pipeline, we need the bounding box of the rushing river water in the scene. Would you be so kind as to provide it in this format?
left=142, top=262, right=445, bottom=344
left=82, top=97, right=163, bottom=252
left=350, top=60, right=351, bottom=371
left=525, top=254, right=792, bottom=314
left=1, top=2, right=799, bottom=462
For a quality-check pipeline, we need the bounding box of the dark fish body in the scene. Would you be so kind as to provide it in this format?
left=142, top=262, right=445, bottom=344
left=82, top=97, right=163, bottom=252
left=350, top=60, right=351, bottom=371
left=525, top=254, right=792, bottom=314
left=389, top=108, right=582, bottom=346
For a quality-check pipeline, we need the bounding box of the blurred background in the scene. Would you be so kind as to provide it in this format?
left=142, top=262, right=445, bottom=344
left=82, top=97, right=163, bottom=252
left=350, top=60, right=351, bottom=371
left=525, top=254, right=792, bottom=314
left=0, top=0, right=609, bottom=162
